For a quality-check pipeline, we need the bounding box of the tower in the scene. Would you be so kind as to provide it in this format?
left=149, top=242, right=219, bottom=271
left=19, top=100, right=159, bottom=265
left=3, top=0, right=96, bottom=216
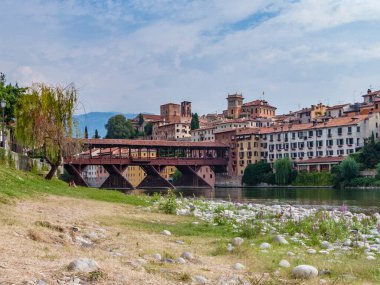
left=181, top=101, right=192, bottom=118
left=226, top=93, right=244, bottom=119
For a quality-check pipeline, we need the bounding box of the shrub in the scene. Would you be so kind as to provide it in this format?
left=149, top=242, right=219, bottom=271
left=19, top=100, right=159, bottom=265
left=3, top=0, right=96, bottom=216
left=0, top=148, right=5, bottom=164
left=339, top=157, right=359, bottom=182
left=292, top=172, right=333, bottom=186
left=242, top=161, right=272, bottom=185
left=346, top=177, right=378, bottom=187
left=158, top=190, right=178, bottom=214
left=274, top=158, right=292, bottom=185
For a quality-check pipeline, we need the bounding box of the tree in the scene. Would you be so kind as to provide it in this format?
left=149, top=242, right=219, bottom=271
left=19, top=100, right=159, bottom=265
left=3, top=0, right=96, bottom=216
left=84, top=126, right=88, bottom=139
left=339, top=157, right=359, bottom=182
left=0, top=72, right=26, bottom=125
left=242, top=161, right=272, bottom=185
left=190, top=113, right=199, bottom=130
left=274, top=158, right=293, bottom=185
left=105, top=114, right=135, bottom=139
left=138, top=113, right=144, bottom=126
left=93, top=129, right=100, bottom=139
left=144, top=122, right=153, bottom=136
left=15, top=83, right=78, bottom=180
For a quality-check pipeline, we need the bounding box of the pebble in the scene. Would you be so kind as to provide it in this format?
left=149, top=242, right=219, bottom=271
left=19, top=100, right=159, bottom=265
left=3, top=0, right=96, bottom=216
left=292, top=265, right=318, bottom=279
left=176, top=257, right=186, bottom=264
left=36, top=281, right=48, bottom=285
left=161, top=230, right=171, bottom=236
left=67, top=258, right=99, bottom=273
left=181, top=251, right=194, bottom=260
left=367, top=256, right=376, bottom=260
left=319, top=250, right=329, bottom=255
left=192, top=222, right=199, bottom=225
left=152, top=253, right=162, bottom=260
left=232, top=237, right=244, bottom=246
left=273, top=235, right=289, bottom=245
left=320, top=241, right=331, bottom=249
left=259, top=242, right=271, bottom=249
left=287, top=251, right=295, bottom=256
left=307, top=249, right=317, bottom=254
left=233, top=263, right=245, bottom=270
left=192, top=275, right=207, bottom=284
left=175, top=240, right=185, bottom=245
left=227, top=243, right=234, bottom=252
left=279, top=259, right=290, bottom=268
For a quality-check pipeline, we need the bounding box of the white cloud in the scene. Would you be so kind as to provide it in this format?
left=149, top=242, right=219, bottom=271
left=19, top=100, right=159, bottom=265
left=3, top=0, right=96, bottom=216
left=1, top=0, right=380, bottom=115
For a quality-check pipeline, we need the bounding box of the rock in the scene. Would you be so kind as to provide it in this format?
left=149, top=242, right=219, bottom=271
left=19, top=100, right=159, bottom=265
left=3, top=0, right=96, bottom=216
left=287, top=251, right=295, bottom=256
left=279, top=259, right=290, bottom=268
left=319, top=269, right=331, bottom=276
left=192, top=222, right=199, bottom=225
left=227, top=243, right=234, bottom=252
left=175, top=240, right=185, bottom=245
left=273, top=235, right=289, bottom=245
left=177, top=257, right=186, bottom=264
left=233, top=263, right=245, bottom=270
left=320, top=279, right=327, bottom=284
left=292, top=265, right=318, bottom=279
left=131, top=258, right=147, bottom=268
left=192, top=275, right=207, bottom=284
left=181, top=251, right=194, bottom=260
left=306, top=249, right=317, bottom=254
left=152, top=253, right=162, bottom=260
left=67, top=258, right=99, bottom=273
left=36, top=281, right=48, bottom=285
left=319, top=250, right=329, bottom=255
left=259, top=242, right=271, bottom=249
left=231, top=237, right=244, bottom=246
left=161, top=230, right=171, bottom=236
left=74, top=236, right=93, bottom=247
left=343, top=239, right=352, bottom=247
left=320, top=241, right=331, bottom=249
left=367, top=256, right=376, bottom=260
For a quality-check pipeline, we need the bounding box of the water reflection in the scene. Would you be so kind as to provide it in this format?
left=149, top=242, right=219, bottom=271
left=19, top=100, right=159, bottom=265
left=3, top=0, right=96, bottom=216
left=131, top=187, right=380, bottom=212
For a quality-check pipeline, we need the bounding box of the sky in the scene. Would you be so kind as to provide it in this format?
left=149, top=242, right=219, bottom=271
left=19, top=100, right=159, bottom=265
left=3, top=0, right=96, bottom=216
left=1, top=0, right=380, bottom=115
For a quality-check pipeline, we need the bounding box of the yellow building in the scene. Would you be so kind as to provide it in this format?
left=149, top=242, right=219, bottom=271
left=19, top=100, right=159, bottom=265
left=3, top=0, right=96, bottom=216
left=124, top=149, right=176, bottom=187
left=235, top=128, right=262, bottom=176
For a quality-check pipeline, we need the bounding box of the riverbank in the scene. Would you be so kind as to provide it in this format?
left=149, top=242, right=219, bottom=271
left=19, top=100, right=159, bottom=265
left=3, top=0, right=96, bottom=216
left=1, top=166, right=380, bottom=284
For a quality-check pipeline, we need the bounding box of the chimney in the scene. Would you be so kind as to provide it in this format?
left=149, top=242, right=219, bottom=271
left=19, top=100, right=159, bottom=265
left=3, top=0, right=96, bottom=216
left=368, top=89, right=372, bottom=94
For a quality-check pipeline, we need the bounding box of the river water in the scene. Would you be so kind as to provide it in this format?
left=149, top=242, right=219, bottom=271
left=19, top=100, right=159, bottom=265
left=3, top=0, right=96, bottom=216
left=136, top=187, right=380, bottom=212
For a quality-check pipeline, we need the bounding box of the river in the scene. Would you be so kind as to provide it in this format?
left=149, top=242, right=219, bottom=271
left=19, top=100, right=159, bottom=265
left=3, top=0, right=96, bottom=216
left=134, top=187, right=380, bottom=212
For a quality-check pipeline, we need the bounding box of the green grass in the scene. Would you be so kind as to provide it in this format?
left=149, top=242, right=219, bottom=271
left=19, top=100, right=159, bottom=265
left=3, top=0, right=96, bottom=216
left=0, top=164, right=150, bottom=206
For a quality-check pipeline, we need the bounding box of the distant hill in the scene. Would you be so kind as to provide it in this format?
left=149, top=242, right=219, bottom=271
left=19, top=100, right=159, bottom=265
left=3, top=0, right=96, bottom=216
left=74, top=112, right=137, bottom=138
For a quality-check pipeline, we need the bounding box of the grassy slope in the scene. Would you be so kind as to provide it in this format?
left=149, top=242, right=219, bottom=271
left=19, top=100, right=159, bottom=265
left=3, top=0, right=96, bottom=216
left=0, top=165, right=149, bottom=206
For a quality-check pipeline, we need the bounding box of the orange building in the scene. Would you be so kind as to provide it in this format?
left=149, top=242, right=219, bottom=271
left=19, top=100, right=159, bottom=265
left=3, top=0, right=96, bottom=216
left=241, top=100, right=276, bottom=118
left=226, top=93, right=244, bottom=119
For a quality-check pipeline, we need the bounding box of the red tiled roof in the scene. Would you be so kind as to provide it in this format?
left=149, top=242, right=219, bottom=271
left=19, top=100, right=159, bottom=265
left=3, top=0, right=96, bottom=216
left=362, top=90, right=380, bottom=97
left=327, top=104, right=349, bottom=110
left=235, top=128, right=260, bottom=135
left=242, top=100, right=276, bottom=109
left=297, top=156, right=346, bottom=165
left=82, top=139, right=228, bottom=148
left=259, top=115, right=368, bottom=134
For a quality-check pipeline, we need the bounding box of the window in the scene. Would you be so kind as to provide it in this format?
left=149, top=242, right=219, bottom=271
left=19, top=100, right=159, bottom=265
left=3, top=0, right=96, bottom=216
left=307, top=141, right=314, bottom=148
left=346, top=138, right=354, bottom=145
left=348, top=126, right=352, bottom=134
left=327, top=129, right=332, bottom=137
left=317, top=151, right=323, bottom=157
left=277, top=134, right=281, bottom=141
left=292, top=133, right=296, bottom=140
left=291, top=143, right=297, bottom=149
left=309, top=130, right=313, bottom=137
left=326, top=150, right=334, bottom=156
left=338, top=127, right=343, bottom=135
left=326, top=139, right=333, bottom=146
left=337, top=139, right=344, bottom=146
left=337, top=149, right=344, bottom=156
left=298, top=152, right=305, bottom=158
left=357, top=126, right=361, bottom=132
left=346, top=149, right=354, bottom=155
left=317, top=129, right=323, bottom=137
left=307, top=151, right=314, bottom=157
left=317, top=140, right=323, bottom=147
left=298, top=142, right=305, bottom=148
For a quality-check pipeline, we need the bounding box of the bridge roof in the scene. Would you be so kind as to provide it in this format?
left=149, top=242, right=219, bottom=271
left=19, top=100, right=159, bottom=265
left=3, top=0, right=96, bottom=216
left=82, top=139, right=228, bottom=149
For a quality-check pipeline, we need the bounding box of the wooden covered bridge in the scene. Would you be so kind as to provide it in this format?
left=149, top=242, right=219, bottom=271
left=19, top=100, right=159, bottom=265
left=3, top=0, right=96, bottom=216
left=63, top=139, right=229, bottom=190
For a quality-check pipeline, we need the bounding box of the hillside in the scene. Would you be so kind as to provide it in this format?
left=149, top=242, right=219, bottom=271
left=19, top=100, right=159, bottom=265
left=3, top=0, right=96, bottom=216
left=74, top=112, right=137, bottom=138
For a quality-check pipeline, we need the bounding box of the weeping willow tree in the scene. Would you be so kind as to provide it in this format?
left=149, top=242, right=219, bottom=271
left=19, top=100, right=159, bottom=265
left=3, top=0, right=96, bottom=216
left=15, top=83, right=78, bottom=179
left=274, top=158, right=293, bottom=185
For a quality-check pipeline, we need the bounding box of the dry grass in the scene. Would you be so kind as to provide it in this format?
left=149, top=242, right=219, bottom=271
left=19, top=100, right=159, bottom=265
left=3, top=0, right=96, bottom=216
left=0, top=195, right=378, bottom=284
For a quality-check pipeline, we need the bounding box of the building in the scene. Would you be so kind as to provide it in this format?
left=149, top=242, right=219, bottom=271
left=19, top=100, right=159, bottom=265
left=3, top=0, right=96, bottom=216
left=226, top=93, right=244, bottom=119
left=241, top=100, right=276, bottom=119
left=326, top=104, right=350, bottom=118
left=181, top=101, right=192, bottom=118
left=131, top=114, right=161, bottom=133
left=362, top=89, right=380, bottom=104
left=160, top=103, right=181, bottom=123
left=191, top=126, right=215, bottom=142
left=152, top=122, right=191, bottom=141
left=295, top=103, right=326, bottom=124
left=260, top=114, right=380, bottom=167
left=215, top=129, right=237, bottom=175
left=234, top=128, right=261, bottom=175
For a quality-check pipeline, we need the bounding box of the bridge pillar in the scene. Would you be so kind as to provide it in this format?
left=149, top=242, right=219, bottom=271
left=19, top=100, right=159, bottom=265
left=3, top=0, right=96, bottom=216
left=137, top=165, right=175, bottom=189
left=173, top=166, right=212, bottom=188
left=64, top=164, right=89, bottom=187
left=100, top=165, right=134, bottom=191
